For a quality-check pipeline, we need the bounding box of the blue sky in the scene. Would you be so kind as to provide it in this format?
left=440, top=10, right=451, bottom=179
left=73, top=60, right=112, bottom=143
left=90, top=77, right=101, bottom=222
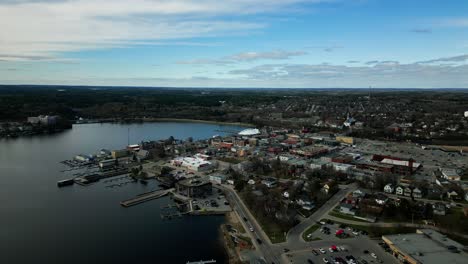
left=0, top=0, right=467, bottom=88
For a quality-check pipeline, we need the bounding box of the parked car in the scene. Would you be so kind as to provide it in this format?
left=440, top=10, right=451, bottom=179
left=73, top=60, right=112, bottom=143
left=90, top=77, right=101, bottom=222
left=256, top=238, right=262, bottom=244
left=322, top=258, right=329, bottom=263
left=319, top=248, right=326, bottom=254
left=371, top=253, right=377, bottom=259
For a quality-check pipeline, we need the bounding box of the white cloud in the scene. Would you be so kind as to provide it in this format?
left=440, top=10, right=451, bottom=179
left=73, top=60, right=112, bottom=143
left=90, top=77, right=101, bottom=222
left=176, top=49, right=307, bottom=64
left=0, top=0, right=331, bottom=61
left=439, top=18, right=468, bottom=28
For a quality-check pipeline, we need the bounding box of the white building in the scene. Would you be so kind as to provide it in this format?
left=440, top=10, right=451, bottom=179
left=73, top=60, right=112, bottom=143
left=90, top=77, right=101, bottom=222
left=440, top=168, right=461, bottom=181
left=171, top=156, right=213, bottom=172
left=330, top=162, right=354, bottom=173
left=384, top=184, right=394, bottom=194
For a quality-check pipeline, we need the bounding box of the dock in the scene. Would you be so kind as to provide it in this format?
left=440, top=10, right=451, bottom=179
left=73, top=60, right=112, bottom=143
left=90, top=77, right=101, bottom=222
left=186, top=260, right=216, bottom=264
left=120, top=188, right=174, bottom=207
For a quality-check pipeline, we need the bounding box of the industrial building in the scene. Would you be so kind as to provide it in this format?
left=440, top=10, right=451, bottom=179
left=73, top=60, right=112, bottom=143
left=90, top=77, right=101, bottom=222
left=175, top=177, right=212, bottom=198
left=382, top=229, right=467, bottom=264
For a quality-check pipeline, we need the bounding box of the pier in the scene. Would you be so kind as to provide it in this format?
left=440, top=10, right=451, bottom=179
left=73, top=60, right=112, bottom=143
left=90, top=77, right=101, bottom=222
left=186, top=260, right=216, bottom=264
left=120, top=188, right=174, bottom=207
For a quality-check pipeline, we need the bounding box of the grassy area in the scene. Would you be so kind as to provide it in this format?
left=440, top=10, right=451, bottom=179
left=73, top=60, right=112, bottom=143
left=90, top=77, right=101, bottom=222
left=302, top=224, right=320, bottom=241
left=256, top=217, right=287, bottom=243
left=328, top=211, right=370, bottom=223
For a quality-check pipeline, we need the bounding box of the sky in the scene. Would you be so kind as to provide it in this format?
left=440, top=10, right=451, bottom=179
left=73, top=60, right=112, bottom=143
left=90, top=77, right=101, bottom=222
left=0, top=0, right=468, bottom=88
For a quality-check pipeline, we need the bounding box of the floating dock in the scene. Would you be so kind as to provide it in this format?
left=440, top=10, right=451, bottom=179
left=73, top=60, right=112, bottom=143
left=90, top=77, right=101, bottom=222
left=57, top=178, right=74, bottom=187
left=120, top=188, right=174, bottom=207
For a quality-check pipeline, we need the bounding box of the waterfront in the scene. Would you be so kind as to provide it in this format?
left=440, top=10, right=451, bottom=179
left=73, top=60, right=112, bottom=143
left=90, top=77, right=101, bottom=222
left=0, top=122, right=246, bottom=264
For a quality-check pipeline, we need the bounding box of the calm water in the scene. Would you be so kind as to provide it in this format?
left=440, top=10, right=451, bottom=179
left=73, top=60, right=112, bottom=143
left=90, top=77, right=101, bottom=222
left=0, top=122, right=245, bottom=264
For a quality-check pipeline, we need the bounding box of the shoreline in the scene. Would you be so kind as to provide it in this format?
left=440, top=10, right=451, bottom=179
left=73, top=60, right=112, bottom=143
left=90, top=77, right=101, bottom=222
left=144, top=118, right=255, bottom=127
left=75, top=118, right=255, bottom=128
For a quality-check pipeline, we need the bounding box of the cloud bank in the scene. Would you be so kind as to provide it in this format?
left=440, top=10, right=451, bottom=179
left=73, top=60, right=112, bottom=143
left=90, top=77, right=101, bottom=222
left=0, top=0, right=327, bottom=61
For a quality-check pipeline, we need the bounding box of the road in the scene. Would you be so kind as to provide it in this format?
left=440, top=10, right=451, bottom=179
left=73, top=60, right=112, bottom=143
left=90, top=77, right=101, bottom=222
left=220, top=183, right=358, bottom=263
left=220, top=185, right=282, bottom=264
left=286, top=183, right=358, bottom=247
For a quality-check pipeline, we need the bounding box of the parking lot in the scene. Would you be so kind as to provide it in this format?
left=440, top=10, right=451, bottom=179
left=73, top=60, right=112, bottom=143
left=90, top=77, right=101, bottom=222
left=285, top=221, right=397, bottom=264
left=285, top=238, right=396, bottom=264
left=190, top=188, right=231, bottom=213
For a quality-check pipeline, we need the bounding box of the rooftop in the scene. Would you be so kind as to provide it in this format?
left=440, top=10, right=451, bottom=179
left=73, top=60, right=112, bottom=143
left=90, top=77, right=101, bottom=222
left=383, top=229, right=467, bottom=264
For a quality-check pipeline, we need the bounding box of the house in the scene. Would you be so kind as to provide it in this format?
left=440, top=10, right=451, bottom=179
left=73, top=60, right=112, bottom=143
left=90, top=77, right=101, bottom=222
left=339, top=203, right=355, bottom=215
left=375, top=193, right=389, bottom=205
left=352, top=189, right=366, bottom=198
left=404, top=187, right=412, bottom=197
left=447, top=190, right=459, bottom=200
left=432, top=203, right=446, bottom=216
left=412, top=187, right=423, bottom=199
left=261, top=177, right=278, bottom=188
left=395, top=186, right=404, bottom=196
left=322, top=181, right=336, bottom=194
left=296, top=196, right=315, bottom=211
left=384, top=183, right=394, bottom=194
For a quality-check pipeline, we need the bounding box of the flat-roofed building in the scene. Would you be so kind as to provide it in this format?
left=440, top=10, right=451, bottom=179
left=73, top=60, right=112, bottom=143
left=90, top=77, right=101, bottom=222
left=382, top=229, right=467, bottom=264
left=175, top=177, right=212, bottom=198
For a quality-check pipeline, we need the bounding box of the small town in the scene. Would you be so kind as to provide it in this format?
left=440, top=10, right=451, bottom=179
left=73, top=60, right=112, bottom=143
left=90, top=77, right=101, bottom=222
left=58, top=123, right=468, bottom=264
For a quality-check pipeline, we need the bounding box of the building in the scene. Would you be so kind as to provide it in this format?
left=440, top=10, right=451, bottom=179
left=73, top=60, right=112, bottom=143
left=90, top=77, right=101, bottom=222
left=330, top=162, right=354, bottom=173
left=382, top=229, right=467, bottom=264
left=404, top=187, right=412, bottom=197
left=440, top=168, right=461, bottom=181
left=412, top=187, right=423, bottom=198
left=375, top=193, right=389, bottom=205
left=261, top=177, right=278, bottom=188
left=111, top=149, right=129, bottom=159
left=372, top=155, right=421, bottom=175
left=296, top=196, right=315, bottom=210
left=171, top=156, right=213, bottom=172
left=209, top=175, right=226, bottom=184
left=99, top=159, right=116, bottom=169
left=340, top=203, right=355, bottom=215
left=28, top=115, right=58, bottom=126
left=175, top=177, right=212, bottom=198
left=432, top=203, right=446, bottom=216
left=335, top=136, right=354, bottom=145
left=384, top=183, right=394, bottom=194
left=395, top=186, right=404, bottom=196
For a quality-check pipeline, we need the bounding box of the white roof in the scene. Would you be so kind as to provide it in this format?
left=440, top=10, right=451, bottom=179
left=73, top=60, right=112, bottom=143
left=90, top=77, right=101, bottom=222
left=381, top=158, right=420, bottom=168
left=238, top=128, right=260, bottom=136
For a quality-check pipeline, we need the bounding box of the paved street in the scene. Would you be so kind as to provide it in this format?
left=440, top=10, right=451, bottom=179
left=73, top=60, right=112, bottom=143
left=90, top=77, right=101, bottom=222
left=221, top=185, right=282, bottom=263
left=221, top=183, right=362, bottom=263
left=285, top=183, right=358, bottom=247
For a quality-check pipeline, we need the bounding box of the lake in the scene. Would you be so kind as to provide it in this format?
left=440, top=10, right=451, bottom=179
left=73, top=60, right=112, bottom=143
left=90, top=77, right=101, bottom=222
left=0, top=122, right=246, bottom=264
